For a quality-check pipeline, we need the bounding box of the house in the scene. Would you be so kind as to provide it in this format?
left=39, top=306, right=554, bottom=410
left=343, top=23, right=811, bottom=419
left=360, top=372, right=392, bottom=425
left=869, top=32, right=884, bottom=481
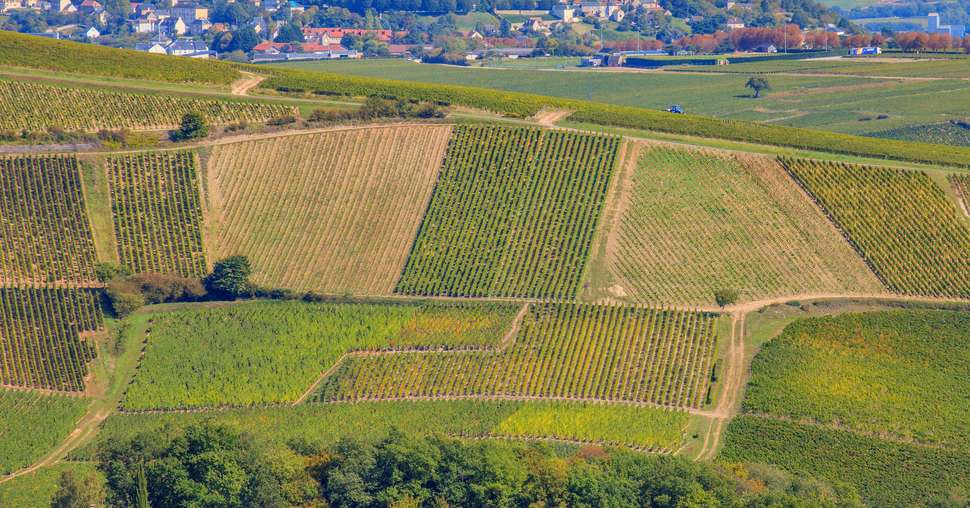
left=250, top=17, right=269, bottom=34
left=171, top=5, right=207, bottom=21
left=522, top=17, right=549, bottom=33
left=726, top=18, right=744, bottom=29
left=166, top=38, right=208, bottom=56
left=1, top=0, right=21, bottom=12
left=77, top=0, right=100, bottom=13
left=287, top=1, right=304, bottom=12
left=161, top=16, right=187, bottom=36
left=387, top=43, right=412, bottom=57
left=130, top=15, right=157, bottom=33
left=303, top=27, right=395, bottom=43
left=579, top=1, right=622, bottom=19
left=84, top=25, right=100, bottom=38
left=135, top=42, right=168, bottom=54
left=190, top=19, right=211, bottom=34
left=928, top=13, right=966, bottom=38
left=551, top=3, right=576, bottom=22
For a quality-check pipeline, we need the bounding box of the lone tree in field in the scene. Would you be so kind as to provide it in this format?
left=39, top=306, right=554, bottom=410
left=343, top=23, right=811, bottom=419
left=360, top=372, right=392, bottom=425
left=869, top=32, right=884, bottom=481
left=714, top=289, right=739, bottom=308
left=170, top=112, right=209, bottom=141
left=745, top=77, right=771, bottom=98
left=205, top=255, right=252, bottom=300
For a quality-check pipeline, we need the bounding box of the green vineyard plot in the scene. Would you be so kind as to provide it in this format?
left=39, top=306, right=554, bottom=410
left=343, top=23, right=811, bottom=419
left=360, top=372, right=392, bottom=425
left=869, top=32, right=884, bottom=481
left=0, top=155, right=98, bottom=286
left=0, top=389, right=89, bottom=475
left=0, top=79, right=293, bottom=133
left=207, top=125, right=452, bottom=295
left=952, top=174, right=970, bottom=218
left=121, top=300, right=519, bottom=410
left=314, top=303, right=719, bottom=410
left=0, top=288, right=102, bottom=392
left=783, top=158, right=970, bottom=298
left=106, top=151, right=208, bottom=278
left=587, top=144, right=882, bottom=306
left=743, top=310, right=970, bottom=451
left=396, top=125, right=619, bottom=299
left=721, top=416, right=970, bottom=508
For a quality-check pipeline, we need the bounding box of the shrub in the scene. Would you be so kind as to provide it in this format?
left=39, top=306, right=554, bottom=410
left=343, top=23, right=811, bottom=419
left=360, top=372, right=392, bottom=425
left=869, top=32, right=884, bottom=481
left=266, top=115, right=297, bottom=126
left=105, top=280, right=146, bottom=318
left=95, top=262, right=132, bottom=283
left=128, top=272, right=205, bottom=304
left=169, top=112, right=208, bottom=142
left=714, top=289, right=739, bottom=307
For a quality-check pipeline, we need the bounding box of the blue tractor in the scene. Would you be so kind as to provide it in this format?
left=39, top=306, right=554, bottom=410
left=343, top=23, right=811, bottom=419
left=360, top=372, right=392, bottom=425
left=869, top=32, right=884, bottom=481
left=666, top=105, right=684, bottom=114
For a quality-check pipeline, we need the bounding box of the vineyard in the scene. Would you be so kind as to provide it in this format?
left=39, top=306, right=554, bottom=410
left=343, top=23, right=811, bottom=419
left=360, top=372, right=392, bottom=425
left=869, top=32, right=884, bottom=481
left=589, top=144, right=882, bottom=305
left=0, top=288, right=102, bottom=392
left=742, top=310, right=970, bottom=451
left=86, top=400, right=687, bottom=458
left=396, top=125, right=619, bottom=299
left=721, top=416, right=970, bottom=507
left=782, top=158, right=970, bottom=298
left=121, top=300, right=519, bottom=410
left=0, top=155, right=98, bottom=286
left=314, top=303, right=719, bottom=409
left=106, top=151, right=208, bottom=278
left=0, top=389, right=89, bottom=475
left=207, top=125, right=452, bottom=294
left=0, top=79, right=294, bottom=133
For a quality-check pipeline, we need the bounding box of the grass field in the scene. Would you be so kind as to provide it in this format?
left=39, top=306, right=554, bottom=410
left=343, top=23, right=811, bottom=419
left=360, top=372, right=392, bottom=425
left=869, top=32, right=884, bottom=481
left=315, top=303, right=720, bottom=409
left=743, top=310, right=970, bottom=450
left=269, top=59, right=970, bottom=134
left=0, top=390, right=90, bottom=475
left=674, top=56, right=970, bottom=79
left=206, top=125, right=452, bottom=295
left=0, top=78, right=292, bottom=133
left=720, top=416, right=970, bottom=507
left=0, top=288, right=102, bottom=392
left=869, top=121, right=970, bottom=147
left=396, top=125, right=618, bottom=299
left=583, top=144, right=882, bottom=306
left=0, top=155, right=98, bottom=286
left=121, top=300, right=519, bottom=410
left=82, top=400, right=687, bottom=458
left=783, top=158, right=970, bottom=298
left=107, top=151, right=208, bottom=278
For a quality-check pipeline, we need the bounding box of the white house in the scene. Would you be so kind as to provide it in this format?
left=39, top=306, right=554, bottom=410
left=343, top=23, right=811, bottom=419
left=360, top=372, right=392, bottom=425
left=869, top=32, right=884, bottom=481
left=84, top=26, right=100, bottom=38
left=551, top=3, right=576, bottom=22
left=135, top=42, right=167, bottom=54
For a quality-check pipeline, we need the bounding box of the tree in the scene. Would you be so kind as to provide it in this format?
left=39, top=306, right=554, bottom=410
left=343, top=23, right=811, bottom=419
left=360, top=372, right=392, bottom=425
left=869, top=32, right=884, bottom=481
left=275, top=22, right=304, bottom=42
left=170, top=112, right=209, bottom=141
left=204, top=256, right=253, bottom=299
left=51, top=469, right=106, bottom=508
left=227, top=27, right=260, bottom=53
left=745, top=76, right=771, bottom=98
left=713, top=289, right=739, bottom=308
left=105, top=280, right=146, bottom=318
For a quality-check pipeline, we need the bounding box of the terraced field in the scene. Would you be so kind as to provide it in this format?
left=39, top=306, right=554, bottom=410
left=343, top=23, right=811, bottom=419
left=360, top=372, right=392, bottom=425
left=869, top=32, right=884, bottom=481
left=586, top=144, right=882, bottom=306
left=0, top=389, right=89, bottom=475
left=397, top=125, right=619, bottom=299
left=315, top=303, right=719, bottom=409
left=106, top=151, right=207, bottom=278
left=0, top=155, right=98, bottom=286
left=0, top=79, right=293, bottom=132
left=783, top=158, right=970, bottom=298
left=207, top=125, right=452, bottom=294
left=0, top=288, right=102, bottom=392
left=122, top=300, right=519, bottom=410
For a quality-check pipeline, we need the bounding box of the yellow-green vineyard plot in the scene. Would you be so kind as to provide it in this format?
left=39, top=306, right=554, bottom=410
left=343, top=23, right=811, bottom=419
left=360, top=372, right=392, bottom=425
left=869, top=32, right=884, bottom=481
left=121, top=300, right=519, bottom=410
left=0, top=288, right=102, bottom=392
left=314, top=304, right=719, bottom=409
left=0, top=389, right=90, bottom=475
left=0, top=155, right=98, bottom=286
left=586, top=144, right=882, bottom=306
left=106, top=151, right=207, bottom=278
left=0, top=79, right=293, bottom=133
left=396, top=125, right=619, bottom=299
left=207, top=125, right=452, bottom=294
left=783, top=158, right=970, bottom=298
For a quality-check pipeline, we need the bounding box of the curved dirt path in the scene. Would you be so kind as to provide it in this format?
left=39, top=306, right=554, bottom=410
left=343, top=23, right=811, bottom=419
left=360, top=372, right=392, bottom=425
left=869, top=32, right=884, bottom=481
left=230, top=71, right=266, bottom=96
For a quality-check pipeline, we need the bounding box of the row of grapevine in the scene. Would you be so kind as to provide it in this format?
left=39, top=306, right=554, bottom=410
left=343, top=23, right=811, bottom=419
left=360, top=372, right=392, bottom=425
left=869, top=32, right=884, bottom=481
left=952, top=174, right=970, bottom=218
left=106, top=151, right=208, bottom=278
left=782, top=157, right=970, bottom=298
left=396, top=125, right=619, bottom=299
left=208, top=125, right=452, bottom=294
left=0, top=155, right=98, bottom=286
left=0, top=79, right=293, bottom=132
left=0, top=288, right=102, bottom=392
left=313, top=303, right=718, bottom=409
